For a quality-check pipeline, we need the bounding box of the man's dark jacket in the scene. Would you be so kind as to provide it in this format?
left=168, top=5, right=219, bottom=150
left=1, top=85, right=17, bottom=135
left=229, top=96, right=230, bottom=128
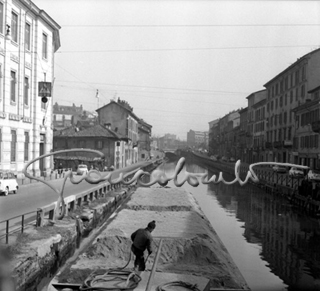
left=131, top=228, right=153, bottom=253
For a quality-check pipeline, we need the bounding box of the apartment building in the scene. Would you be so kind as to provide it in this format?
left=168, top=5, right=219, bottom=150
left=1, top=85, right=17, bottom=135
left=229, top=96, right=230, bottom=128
left=264, top=48, right=320, bottom=163
left=53, top=102, right=83, bottom=130
left=0, top=0, right=60, bottom=176
left=252, top=99, right=266, bottom=162
left=246, top=90, right=267, bottom=163
left=208, top=118, right=219, bottom=155
left=96, top=98, right=140, bottom=167
left=238, top=107, right=248, bottom=162
left=187, top=130, right=208, bottom=148
left=292, top=85, right=320, bottom=168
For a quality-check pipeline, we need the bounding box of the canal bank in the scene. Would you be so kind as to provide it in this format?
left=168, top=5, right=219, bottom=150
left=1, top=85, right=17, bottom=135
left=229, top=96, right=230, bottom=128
left=48, top=186, right=249, bottom=290
left=182, top=151, right=320, bottom=217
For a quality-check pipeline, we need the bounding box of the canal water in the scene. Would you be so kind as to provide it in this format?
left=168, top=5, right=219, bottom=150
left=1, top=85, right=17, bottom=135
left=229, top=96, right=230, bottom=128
left=162, top=155, right=320, bottom=291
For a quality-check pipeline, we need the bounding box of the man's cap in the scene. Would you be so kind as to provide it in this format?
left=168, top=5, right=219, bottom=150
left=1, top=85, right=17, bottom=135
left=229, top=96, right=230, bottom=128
left=147, top=220, right=156, bottom=229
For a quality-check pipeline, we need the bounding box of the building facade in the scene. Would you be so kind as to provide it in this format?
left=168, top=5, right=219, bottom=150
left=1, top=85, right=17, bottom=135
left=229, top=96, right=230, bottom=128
left=217, top=110, right=240, bottom=158
left=252, top=99, right=266, bottom=162
left=265, top=48, right=320, bottom=163
left=96, top=98, right=140, bottom=167
left=138, top=119, right=152, bottom=161
left=53, top=124, right=124, bottom=170
left=292, top=85, right=320, bottom=168
left=246, top=90, right=267, bottom=163
left=53, top=102, right=83, bottom=130
left=238, top=107, right=248, bottom=162
left=208, top=118, right=219, bottom=155
left=187, top=130, right=208, bottom=148
left=0, top=0, right=60, bottom=176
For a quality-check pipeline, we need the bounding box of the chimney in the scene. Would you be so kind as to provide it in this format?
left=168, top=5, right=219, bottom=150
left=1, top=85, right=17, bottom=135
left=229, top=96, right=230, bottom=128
left=104, top=123, right=111, bottom=129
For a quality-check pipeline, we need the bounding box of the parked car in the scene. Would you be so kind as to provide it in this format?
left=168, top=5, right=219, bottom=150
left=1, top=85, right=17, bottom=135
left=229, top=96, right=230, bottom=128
left=289, top=167, right=305, bottom=178
left=272, top=165, right=287, bottom=173
left=307, top=169, right=320, bottom=181
left=0, top=171, right=19, bottom=196
left=229, top=157, right=236, bottom=162
left=77, top=164, right=88, bottom=175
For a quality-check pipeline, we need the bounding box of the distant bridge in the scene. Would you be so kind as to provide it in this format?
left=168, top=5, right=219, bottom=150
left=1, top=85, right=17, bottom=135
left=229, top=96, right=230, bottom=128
left=163, top=149, right=177, bottom=153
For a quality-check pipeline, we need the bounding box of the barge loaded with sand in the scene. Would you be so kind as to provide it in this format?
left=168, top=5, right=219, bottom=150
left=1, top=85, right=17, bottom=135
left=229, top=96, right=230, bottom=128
left=48, top=186, right=250, bottom=291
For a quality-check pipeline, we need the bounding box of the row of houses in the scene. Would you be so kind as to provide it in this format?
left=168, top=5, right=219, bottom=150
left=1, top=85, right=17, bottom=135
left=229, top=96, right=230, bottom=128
left=209, top=48, right=320, bottom=169
left=53, top=98, right=152, bottom=171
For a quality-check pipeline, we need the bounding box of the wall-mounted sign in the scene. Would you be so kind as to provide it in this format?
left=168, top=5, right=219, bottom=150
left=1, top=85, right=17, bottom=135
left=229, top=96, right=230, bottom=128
left=38, top=82, right=52, bottom=97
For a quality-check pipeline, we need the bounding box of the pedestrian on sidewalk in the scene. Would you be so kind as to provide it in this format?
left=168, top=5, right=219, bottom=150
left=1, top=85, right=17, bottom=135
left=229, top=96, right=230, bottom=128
left=130, top=220, right=156, bottom=272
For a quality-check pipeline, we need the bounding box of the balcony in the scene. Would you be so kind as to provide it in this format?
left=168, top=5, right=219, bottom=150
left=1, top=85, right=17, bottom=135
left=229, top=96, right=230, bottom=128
left=265, top=142, right=272, bottom=149
left=311, top=120, right=320, bottom=133
left=273, top=141, right=283, bottom=148
left=283, top=140, right=293, bottom=148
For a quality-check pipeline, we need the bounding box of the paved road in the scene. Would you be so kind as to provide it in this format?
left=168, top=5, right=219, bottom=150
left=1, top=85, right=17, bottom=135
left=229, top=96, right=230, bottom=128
left=0, top=161, right=152, bottom=223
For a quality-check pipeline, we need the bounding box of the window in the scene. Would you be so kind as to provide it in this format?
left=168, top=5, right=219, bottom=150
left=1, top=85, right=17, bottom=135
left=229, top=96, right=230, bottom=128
left=301, top=85, right=305, bottom=98
left=302, top=66, right=306, bottom=80
left=11, top=130, right=17, bottom=162
left=290, top=91, right=293, bottom=103
left=295, top=70, right=299, bottom=85
left=11, top=12, right=18, bottom=43
left=280, top=96, right=283, bottom=107
left=295, top=88, right=299, bottom=101
left=0, top=2, right=3, bottom=34
left=276, top=83, right=279, bottom=95
left=24, top=77, right=29, bottom=105
left=291, top=73, right=293, bottom=88
left=42, top=33, right=47, bottom=59
left=284, top=112, right=287, bottom=124
left=288, top=127, right=292, bottom=140
left=25, top=23, right=31, bottom=50
left=271, top=101, right=274, bottom=111
left=285, top=94, right=287, bottom=106
left=285, top=76, right=288, bottom=90
left=276, top=98, right=278, bottom=108
left=24, top=132, right=29, bottom=161
left=279, top=112, right=282, bottom=125
left=96, top=140, right=103, bottom=149
left=10, top=71, right=16, bottom=102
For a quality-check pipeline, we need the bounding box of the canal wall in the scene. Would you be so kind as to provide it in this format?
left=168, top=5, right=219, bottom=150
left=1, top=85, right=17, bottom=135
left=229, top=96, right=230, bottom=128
left=8, top=185, right=133, bottom=291
left=6, top=161, right=162, bottom=291
left=184, top=151, right=320, bottom=217
left=48, top=187, right=250, bottom=290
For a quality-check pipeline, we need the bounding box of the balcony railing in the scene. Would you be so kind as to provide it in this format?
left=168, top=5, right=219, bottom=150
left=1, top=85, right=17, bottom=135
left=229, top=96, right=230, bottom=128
left=265, top=142, right=272, bottom=149
left=273, top=141, right=283, bottom=148
left=283, top=140, right=293, bottom=147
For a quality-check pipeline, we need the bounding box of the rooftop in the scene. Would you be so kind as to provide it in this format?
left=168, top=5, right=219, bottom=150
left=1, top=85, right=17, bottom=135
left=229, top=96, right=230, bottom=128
left=53, top=124, right=122, bottom=139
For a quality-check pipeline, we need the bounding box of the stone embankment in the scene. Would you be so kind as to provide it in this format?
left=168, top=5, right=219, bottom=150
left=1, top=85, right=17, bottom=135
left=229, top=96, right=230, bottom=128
left=6, top=184, right=134, bottom=291
left=49, top=187, right=249, bottom=290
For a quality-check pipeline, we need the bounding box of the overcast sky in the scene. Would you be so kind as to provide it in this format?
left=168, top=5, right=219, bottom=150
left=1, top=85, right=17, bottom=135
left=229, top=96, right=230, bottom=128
left=36, top=0, right=320, bottom=139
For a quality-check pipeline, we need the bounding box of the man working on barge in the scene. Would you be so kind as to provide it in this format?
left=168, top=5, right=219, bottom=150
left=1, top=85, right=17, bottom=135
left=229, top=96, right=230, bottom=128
left=131, top=220, right=156, bottom=273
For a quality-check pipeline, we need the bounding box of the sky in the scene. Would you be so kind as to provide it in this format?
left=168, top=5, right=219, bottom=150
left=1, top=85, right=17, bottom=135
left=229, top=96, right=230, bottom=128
left=36, top=0, right=320, bottom=140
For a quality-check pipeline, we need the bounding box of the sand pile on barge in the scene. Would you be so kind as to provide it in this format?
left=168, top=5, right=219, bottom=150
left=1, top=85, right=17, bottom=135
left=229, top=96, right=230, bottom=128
left=56, top=187, right=248, bottom=290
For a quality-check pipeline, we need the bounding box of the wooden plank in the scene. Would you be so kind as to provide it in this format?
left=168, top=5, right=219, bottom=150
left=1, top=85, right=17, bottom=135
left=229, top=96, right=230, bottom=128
left=145, top=238, right=163, bottom=291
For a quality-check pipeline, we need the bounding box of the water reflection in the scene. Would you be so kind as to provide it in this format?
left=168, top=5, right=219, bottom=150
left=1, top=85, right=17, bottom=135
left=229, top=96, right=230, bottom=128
left=162, top=157, right=320, bottom=291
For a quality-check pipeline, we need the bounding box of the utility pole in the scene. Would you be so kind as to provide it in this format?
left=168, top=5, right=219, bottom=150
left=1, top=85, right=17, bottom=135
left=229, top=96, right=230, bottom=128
left=96, top=89, right=99, bottom=108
